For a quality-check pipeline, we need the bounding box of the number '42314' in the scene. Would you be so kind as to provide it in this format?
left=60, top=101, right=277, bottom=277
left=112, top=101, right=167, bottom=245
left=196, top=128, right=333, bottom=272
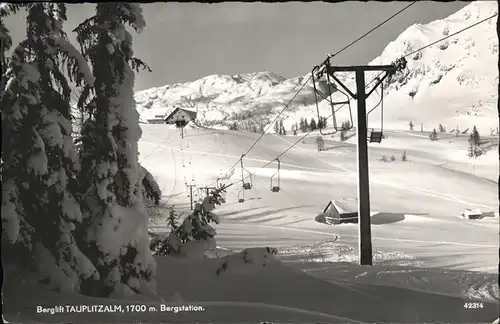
left=464, top=302, right=484, bottom=309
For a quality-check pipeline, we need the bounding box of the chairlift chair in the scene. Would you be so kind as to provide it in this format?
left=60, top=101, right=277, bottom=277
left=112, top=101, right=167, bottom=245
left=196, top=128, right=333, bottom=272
left=240, top=154, right=253, bottom=190
left=369, top=129, right=384, bottom=143
left=311, top=63, right=354, bottom=137
left=238, top=188, right=245, bottom=203
left=270, top=158, right=280, bottom=192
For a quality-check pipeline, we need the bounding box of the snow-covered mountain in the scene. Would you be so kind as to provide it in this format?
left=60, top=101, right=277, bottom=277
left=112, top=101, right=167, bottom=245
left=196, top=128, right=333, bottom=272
left=135, top=1, right=498, bottom=133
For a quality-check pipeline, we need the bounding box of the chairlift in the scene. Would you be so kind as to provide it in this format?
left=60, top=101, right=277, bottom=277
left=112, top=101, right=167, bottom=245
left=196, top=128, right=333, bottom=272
left=366, top=78, right=385, bottom=143
left=240, top=154, right=252, bottom=190
left=270, top=158, right=280, bottom=192
left=311, top=63, right=354, bottom=137
left=238, top=188, right=245, bottom=203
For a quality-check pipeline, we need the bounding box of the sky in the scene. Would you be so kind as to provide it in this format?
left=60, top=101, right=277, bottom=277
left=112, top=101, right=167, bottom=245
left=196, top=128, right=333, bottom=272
left=4, top=1, right=469, bottom=92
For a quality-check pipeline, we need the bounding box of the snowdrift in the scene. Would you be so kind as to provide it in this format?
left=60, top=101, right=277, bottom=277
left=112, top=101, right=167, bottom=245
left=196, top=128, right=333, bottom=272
left=6, top=248, right=497, bottom=323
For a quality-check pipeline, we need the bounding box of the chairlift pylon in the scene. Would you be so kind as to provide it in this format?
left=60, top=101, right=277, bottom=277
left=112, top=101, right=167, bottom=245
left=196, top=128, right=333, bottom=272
left=240, top=154, right=252, bottom=190
left=312, top=62, right=354, bottom=137
left=270, top=158, right=280, bottom=192
left=366, top=78, right=385, bottom=143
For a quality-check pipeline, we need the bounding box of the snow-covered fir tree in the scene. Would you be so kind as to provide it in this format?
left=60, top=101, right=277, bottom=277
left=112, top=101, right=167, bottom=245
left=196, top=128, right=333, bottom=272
left=73, top=3, right=157, bottom=297
left=151, top=185, right=225, bottom=259
left=273, top=119, right=279, bottom=134
left=1, top=3, right=99, bottom=293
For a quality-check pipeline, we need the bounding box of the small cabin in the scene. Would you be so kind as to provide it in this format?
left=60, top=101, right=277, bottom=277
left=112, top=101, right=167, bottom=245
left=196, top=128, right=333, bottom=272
left=319, top=200, right=358, bottom=225
left=164, top=108, right=197, bottom=127
left=147, top=119, right=166, bottom=124
left=146, top=114, right=168, bottom=124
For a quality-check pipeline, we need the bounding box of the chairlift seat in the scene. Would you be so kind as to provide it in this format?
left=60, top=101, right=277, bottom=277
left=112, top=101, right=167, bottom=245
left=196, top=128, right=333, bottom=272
left=271, top=186, right=280, bottom=192
left=243, top=183, right=252, bottom=190
left=369, top=131, right=383, bottom=143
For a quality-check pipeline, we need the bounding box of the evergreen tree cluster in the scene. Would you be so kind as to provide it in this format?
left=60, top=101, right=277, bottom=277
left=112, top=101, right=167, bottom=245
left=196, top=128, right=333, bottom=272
left=1, top=3, right=161, bottom=297
left=227, top=119, right=265, bottom=133
left=297, top=116, right=328, bottom=133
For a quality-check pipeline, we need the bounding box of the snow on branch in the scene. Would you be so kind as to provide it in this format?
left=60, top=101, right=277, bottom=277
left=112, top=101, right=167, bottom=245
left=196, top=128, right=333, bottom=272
left=150, top=184, right=227, bottom=258
left=128, top=4, right=146, bottom=33
left=48, top=32, right=94, bottom=87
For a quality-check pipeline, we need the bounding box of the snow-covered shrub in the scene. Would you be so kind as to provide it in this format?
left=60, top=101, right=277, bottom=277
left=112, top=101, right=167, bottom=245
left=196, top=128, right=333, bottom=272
left=152, top=184, right=226, bottom=258
left=215, top=247, right=278, bottom=276
left=401, top=150, right=408, bottom=162
left=439, top=42, right=449, bottom=50
left=140, top=165, right=162, bottom=209
left=430, top=128, right=438, bottom=141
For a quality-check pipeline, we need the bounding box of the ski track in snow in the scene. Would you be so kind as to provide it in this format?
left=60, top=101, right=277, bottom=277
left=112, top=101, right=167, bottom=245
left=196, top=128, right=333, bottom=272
left=225, top=222, right=496, bottom=248
left=141, top=125, right=498, bottom=274
left=272, top=135, right=496, bottom=210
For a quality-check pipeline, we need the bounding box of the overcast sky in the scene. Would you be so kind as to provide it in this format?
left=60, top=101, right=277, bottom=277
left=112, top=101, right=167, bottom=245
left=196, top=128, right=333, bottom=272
left=4, top=1, right=469, bottom=92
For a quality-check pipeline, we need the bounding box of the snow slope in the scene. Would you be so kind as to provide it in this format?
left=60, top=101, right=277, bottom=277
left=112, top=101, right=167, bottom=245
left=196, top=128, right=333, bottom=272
left=135, top=1, right=498, bottom=133
left=140, top=125, right=498, bottom=275
left=4, top=248, right=499, bottom=323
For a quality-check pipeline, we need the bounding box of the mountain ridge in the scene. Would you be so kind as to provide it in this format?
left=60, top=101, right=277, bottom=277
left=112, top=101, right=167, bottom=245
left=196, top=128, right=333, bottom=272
left=135, top=1, right=498, bottom=133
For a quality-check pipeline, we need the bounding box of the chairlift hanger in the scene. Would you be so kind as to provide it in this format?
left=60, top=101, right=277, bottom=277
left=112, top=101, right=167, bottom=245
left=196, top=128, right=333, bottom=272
left=312, top=63, right=354, bottom=136
left=366, top=78, right=384, bottom=143
left=240, top=154, right=252, bottom=190
left=270, top=158, right=280, bottom=192
left=238, top=187, right=245, bottom=203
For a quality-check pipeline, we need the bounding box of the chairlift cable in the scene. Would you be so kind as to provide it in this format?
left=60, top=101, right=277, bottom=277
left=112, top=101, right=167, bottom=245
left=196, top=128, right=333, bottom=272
left=279, top=10, right=497, bottom=165
left=326, top=1, right=418, bottom=60
left=206, top=74, right=313, bottom=188
left=403, top=13, right=498, bottom=58
left=218, top=72, right=384, bottom=191
left=206, top=3, right=416, bottom=190
left=209, top=2, right=493, bottom=192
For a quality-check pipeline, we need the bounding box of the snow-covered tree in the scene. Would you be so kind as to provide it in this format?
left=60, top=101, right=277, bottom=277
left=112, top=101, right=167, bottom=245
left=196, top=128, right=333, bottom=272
left=140, top=165, right=161, bottom=206
left=279, top=119, right=285, bottom=135
left=310, top=118, right=317, bottom=131
left=304, top=118, right=309, bottom=131
left=273, top=119, right=279, bottom=134
left=468, top=126, right=483, bottom=158
left=299, top=118, right=305, bottom=132
left=73, top=3, right=156, bottom=297
left=151, top=184, right=226, bottom=259
left=429, top=128, right=438, bottom=141
left=471, top=125, right=481, bottom=146
left=1, top=3, right=99, bottom=293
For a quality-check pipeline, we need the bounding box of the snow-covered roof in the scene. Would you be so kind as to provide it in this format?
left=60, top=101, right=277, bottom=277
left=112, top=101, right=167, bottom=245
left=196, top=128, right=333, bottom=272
left=164, top=108, right=197, bottom=122
left=324, top=199, right=356, bottom=214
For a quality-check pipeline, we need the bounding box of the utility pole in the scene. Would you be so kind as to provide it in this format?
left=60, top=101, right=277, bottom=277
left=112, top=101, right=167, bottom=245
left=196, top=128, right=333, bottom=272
left=200, top=186, right=216, bottom=197
left=186, top=184, right=196, bottom=210
left=323, top=59, right=405, bottom=265
left=421, top=122, right=423, bottom=133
